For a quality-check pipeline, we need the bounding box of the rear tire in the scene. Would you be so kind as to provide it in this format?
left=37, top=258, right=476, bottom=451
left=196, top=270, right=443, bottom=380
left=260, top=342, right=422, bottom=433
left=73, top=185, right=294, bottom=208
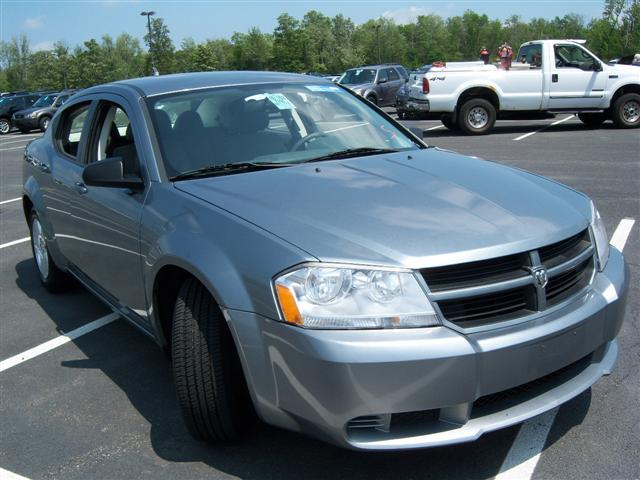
left=578, top=112, right=606, bottom=126
left=397, top=111, right=405, bottom=120
left=172, top=277, right=255, bottom=442
left=29, top=210, right=73, bottom=293
left=441, top=115, right=459, bottom=131
left=458, top=98, right=496, bottom=135
left=611, top=93, right=640, bottom=128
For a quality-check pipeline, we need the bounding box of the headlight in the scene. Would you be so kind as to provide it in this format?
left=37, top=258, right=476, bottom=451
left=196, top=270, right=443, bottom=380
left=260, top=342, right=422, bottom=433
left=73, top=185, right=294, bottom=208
left=274, top=264, right=440, bottom=329
left=29, top=112, right=38, bottom=118
left=590, top=201, right=609, bottom=271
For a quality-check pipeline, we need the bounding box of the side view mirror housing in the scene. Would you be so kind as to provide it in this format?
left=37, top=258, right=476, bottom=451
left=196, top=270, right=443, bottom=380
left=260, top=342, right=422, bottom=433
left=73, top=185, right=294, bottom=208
left=82, top=156, right=144, bottom=190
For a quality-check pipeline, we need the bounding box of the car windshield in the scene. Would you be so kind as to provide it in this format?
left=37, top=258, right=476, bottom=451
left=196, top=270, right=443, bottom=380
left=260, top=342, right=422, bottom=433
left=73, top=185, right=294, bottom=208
left=339, top=69, right=377, bottom=85
left=32, top=95, right=55, bottom=107
left=148, top=82, right=421, bottom=179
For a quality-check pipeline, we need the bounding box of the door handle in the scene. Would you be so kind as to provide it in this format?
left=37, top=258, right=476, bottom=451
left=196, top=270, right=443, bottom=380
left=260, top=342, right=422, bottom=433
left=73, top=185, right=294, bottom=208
left=74, top=181, right=88, bottom=194
left=38, top=163, right=51, bottom=173
left=552, top=74, right=559, bottom=83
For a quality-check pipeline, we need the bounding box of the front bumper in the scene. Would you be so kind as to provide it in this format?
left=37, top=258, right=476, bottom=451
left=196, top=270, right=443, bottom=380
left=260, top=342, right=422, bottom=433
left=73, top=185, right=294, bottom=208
left=11, top=117, right=39, bottom=130
left=228, top=247, right=628, bottom=450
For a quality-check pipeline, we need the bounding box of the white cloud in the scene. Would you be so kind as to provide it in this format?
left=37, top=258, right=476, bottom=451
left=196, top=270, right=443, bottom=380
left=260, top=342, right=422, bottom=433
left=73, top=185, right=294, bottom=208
left=382, top=6, right=433, bottom=24
left=24, top=15, right=45, bottom=30
left=33, top=40, right=54, bottom=52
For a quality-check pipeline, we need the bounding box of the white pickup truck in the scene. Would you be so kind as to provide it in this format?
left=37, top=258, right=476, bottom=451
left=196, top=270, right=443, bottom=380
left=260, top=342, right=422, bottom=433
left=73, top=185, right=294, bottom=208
left=403, top=39, right=640, bottom=134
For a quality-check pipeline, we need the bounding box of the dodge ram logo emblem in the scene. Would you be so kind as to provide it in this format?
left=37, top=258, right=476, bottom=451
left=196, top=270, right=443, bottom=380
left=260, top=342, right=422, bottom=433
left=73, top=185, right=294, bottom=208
left=531, top=267, right=548, bottom=289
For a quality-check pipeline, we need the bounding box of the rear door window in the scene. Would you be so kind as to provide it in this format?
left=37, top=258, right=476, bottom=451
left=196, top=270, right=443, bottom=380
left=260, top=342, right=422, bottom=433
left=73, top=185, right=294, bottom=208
left=386, top=68, right=400, bottom=81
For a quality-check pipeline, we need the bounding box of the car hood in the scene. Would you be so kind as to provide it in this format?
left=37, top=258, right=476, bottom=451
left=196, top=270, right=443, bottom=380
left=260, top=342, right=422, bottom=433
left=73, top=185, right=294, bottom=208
left=175, top=149, right=591, bottom=268
left=341, top=83, right=373, bottom=91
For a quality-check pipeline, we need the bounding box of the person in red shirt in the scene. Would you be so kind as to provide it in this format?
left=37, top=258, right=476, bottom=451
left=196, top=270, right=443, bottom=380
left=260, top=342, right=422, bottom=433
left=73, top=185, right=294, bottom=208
left=479, top=47, right=490, bottom=64
left=498, top=42, right=514, bottom=70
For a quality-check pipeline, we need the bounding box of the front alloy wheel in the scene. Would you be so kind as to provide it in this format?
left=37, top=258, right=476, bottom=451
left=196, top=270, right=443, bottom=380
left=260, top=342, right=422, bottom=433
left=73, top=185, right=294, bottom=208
left=0, top=118, right=10, bottom=135
left=612, top=93, right=640, bottom=128
left=459, top=98, right=496, bottom=135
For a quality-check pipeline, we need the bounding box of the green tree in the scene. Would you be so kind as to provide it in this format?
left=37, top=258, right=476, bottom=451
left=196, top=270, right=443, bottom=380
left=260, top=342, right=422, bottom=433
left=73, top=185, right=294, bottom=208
left=230, top=28, right=272, bottom=70
left=272, top=13, right=305, bottom=72
left=144, top=17, right=175, bottom=74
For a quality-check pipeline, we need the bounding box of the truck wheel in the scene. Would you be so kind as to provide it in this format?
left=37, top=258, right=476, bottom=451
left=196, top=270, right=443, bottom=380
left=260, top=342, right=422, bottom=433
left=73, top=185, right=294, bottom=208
left=172, top=277, right=255, bottom=442
left=611, top=93, right=640, bottom=129
left=459, top=99, right=496, bottom=135
left=441, top=115, right=459, bottom=131
left=0, top=118, right=10, bottom=135
left=39, top=116, right=51, bottom=132
left=29, top=210, right=73, bottom=292
left=397, top=111, right=405, bottom=120
left=578, top=112, right=606, bottom=126
left=366, top=94, right=378, bottom=106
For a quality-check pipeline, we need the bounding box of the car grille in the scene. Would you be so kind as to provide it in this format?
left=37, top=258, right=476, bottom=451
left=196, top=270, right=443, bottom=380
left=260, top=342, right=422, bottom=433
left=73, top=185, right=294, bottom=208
left=421, top=229, right=594, bottom=330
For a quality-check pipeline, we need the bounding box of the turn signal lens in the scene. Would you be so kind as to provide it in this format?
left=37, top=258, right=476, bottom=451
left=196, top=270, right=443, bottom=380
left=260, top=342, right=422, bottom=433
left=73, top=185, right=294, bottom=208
left=276, top=284, right=302, bottom=325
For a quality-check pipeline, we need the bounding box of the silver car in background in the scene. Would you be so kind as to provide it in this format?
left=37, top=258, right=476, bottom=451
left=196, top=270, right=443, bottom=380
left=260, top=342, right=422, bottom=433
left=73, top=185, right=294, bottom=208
left=23, top=72, right=628, bottom=450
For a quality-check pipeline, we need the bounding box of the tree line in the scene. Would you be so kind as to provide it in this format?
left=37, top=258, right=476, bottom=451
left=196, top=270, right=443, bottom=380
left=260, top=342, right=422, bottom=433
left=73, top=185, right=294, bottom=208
left=1, top=0, right=638, bottom=92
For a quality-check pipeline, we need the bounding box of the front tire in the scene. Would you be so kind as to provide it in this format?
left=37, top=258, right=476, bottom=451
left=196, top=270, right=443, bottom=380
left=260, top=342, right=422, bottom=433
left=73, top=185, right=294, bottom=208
left=39, top=116, right=51, bottom=132
left=365, top=94, right=378, bottom=106
left=458, top=98, right=496, bottom=135
left=0, top=117, right=10, bottom=135
left=172, top=277, right=255, bottom=442
left=611, top=93, right=640, bottom=128
left=578, top=112, right=606, bottom=126
left=29, top=210, right=72, bottom=292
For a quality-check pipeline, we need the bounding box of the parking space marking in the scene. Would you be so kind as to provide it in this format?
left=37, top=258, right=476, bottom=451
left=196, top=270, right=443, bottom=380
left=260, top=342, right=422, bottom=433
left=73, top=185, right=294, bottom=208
left=610, top=218, right=636, bottom=252
left=495, top=408, right=558, bottom=480
left=513, top=115, right=574, bottom=141
left=0, top=145, right=27, bottom=152
left=0, top=467, right=31, bottom=480
left=0, top=197, right=21, bottom=205
left=0, top=313, right=119, bottom=373
left=426, top=125, right=445, bottom=131
left=0, top=237, right=29, bottom=249
left=0, top=138, right=36, bottom=146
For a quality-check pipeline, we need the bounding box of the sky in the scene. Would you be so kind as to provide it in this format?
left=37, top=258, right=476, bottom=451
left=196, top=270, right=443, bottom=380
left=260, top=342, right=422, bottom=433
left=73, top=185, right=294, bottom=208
left=1, top=0, right=606, bottom=52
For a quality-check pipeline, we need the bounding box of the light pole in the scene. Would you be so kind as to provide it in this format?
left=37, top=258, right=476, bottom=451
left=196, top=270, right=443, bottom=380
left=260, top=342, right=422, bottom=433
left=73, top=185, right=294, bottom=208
left=140, top=11, right=158, bottom=76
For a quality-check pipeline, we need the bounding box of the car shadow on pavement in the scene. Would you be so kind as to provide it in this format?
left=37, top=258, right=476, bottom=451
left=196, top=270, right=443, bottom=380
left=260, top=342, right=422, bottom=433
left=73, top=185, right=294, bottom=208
left=422, top=122, right=619, bottom=139
left=13, top=259, right=592, bottom=480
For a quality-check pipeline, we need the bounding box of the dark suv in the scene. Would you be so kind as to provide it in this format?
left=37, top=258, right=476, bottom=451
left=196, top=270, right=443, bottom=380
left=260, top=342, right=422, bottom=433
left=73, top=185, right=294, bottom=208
left=338, top=64, right=408, bottom=107
left=0, top=93, right=42, bottom=134
left=12, top=90, right=79, bottom=133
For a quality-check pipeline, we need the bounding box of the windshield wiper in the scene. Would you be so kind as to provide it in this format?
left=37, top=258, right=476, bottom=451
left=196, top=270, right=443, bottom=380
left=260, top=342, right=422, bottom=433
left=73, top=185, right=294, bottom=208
left=299, top=147, right=399, bottom=164
left=171, top=162, right=291, bottom=181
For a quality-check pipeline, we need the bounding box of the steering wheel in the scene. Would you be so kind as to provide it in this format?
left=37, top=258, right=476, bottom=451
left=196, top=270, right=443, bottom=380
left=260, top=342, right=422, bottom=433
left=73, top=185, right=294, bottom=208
left=292, top=131, right=329, bottom=151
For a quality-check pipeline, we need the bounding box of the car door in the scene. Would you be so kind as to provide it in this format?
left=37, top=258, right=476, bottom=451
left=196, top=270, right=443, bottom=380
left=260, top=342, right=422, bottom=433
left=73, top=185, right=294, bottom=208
left=46, top=99, right=95, bottom=269
left=546, top=43, right=608, bottom=109
left=386, top=68, right=404, bottom=105
left=375, top=68, right=389, bottom=105
left=65, top=95, right=148, bottom=316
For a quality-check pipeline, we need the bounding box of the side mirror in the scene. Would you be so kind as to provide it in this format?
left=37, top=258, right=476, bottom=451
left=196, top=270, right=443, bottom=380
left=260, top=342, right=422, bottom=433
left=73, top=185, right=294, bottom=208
left=82, top=157, right=144, bottom=189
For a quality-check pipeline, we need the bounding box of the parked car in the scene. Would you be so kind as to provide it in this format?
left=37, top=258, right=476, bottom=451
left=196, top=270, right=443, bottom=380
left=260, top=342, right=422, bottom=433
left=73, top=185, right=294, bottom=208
left=12, top=89, right=79, bottom=133
left=338, top=64, right=408, bottom=106
left=404, top=39, right=640, bottom=134
left=396, top=67, right=431, bottom=119
left=0, top=93, right=42, bottom=134
left=23, top=72, right=627, bottom=451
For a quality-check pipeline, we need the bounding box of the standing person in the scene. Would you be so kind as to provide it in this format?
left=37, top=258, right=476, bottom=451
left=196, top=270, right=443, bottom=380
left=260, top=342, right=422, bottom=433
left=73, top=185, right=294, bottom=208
left=479, top=46, right=490, bottom=64
left=498, top=42, right=513, bottom=70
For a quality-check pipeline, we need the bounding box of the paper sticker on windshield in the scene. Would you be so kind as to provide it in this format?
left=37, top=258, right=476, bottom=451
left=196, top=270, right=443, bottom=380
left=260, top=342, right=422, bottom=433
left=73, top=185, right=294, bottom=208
left=305, top=85, right=342, bottom=92
left=265, top=93, right=296, bottom=110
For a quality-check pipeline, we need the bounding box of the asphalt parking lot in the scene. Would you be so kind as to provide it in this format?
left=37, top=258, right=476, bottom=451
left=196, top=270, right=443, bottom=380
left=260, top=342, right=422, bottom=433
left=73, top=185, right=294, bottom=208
left=1, top=116, right=638, bottom=480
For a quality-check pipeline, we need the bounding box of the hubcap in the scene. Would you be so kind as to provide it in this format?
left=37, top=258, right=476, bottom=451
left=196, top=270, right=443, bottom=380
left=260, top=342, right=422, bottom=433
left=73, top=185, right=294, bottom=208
left=0, top=119, right=9, bottom=134
left=42, top=118, right=50, bottom=130
left=32, top=218, right=49, bottom=279
left=468, top=107, right=489, bottom=129
left=622, top=100, right=640, bottom=123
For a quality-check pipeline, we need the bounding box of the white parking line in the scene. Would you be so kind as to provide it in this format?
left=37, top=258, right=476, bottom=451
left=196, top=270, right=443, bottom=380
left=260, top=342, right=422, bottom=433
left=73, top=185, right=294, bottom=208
left=495, top=408, right=558, bottom=480
left=495, top=216, right=634, bottom=480
left=610, top=218, right=635, bottom=251
left=0, top=466, right=31, bottom=480
left=513, top=115, right=575, bottom=141
left=426, top=124, right=445, bottom=131
left=0, top=313, right=119, bottom=373
left=0, top=197, right=21, bottom=205
left=0, top=145, right=27, bottom=152
left=0, top=237, right=29, bottom=249
left=0, top=139, right=33, bottom=147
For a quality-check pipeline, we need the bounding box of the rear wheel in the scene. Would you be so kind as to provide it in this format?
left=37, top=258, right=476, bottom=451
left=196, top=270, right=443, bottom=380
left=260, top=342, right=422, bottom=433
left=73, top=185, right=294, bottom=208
left=441, top=115, right=459, bottom=131
left=458, top=98, right=496, bottom=135
left=397, top=110, right=405, bottom=120
left=172, top=277, right=255, bottom=442
left=611, top=93, right=640, bottom=128
left=29, top=210, right=73, bottom=292
left=578, top=112, right=606, bottom=126
left=39, top=116, right=51, bottom=132
left=0, top=118, right=10, bottom=135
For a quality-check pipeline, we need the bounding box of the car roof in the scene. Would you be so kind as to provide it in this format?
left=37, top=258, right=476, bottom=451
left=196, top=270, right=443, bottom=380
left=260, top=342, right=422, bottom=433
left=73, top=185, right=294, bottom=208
left=109, top=71, right=327, bottom=97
